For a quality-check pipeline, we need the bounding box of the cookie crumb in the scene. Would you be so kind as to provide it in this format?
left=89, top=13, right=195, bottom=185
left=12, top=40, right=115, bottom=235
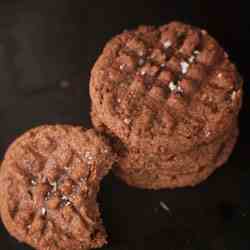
left=160, top=201, right=171, bottom=214
left=60, top=80, right=70, bottom=89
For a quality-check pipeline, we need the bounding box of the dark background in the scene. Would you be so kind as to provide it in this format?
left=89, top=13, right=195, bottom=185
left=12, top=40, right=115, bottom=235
left=0, top=1, right=249, bottom=249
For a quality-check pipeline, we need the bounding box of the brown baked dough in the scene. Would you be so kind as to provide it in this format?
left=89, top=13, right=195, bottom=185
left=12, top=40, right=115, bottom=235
left=0, top=125, right=115, bottom=250
left=90, top=21, right=242, bottom=189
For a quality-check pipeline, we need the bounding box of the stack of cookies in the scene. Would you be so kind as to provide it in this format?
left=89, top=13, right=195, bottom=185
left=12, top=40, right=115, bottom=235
left=90, top=21, right=243, bottom=189
left=0, top=21, right=243, bottom=250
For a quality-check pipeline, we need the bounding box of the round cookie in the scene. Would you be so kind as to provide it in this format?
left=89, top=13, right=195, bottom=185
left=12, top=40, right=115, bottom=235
left=90, top=21, right=242, bottom=188
left=0, top=125, right=115, bottom=250
left=90, top=21, right=242, bottom=152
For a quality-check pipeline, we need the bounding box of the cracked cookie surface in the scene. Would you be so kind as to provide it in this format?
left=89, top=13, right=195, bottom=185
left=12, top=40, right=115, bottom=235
left=0, top=125, right=115, bottom=250
left=90, top=21, right=242, bottom=154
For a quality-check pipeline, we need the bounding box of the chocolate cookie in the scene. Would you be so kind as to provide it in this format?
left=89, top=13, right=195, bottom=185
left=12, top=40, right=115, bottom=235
left=114, top=124, right=238, bottom=189
left=90, top=21, right=243, bottom=188
left=0, top=125, right=115, bottom=250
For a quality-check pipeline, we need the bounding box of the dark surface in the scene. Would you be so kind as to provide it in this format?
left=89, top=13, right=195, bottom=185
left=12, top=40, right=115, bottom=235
left=0, top=1, right=249, bottom=249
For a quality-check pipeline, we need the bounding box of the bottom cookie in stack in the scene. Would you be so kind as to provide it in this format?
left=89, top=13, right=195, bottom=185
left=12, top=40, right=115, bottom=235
left=113, top=124, right=238, bottom=189
left=0, top=125, right=115, bottom=250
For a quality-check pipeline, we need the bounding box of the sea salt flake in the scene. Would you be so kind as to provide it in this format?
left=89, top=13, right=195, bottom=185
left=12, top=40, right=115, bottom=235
left=51, top=181, right=58, bottom=192
left=160, top=63, right=166, bottom=68
left=205, top=130, right=211, bottom=137
left=103, top=149, right=109, bottom=154
left=85, top=151, right=93, bottom=163
left=241, top=212, right=247, bottom=217
left=119, top=64, right=125, bottom=70
left=188, top=55, right=195, bottom=63
left=124, top=118, right=131, bottom=124
left=160, top=201, right=171, bottom=214
left=231, top=91, right=237, bottom=101
left=201, top=30, right=207, bottom=35
left=193, top=50, right=200, bottom=55
left=169, top=81, right=177, bottom=92
left=80, top=177, right=86, bottom=182
left=62, top=195, right=69, bottom=201
left=41, top=208, right=47, bottom=216
left=177, top=85, right=183, bottom=93
left=31, top=180, right=37, bottom=185
left=45, top=192, right=51, bottom=201
left=180, top=61, right=189, bottom=74
left=217, top=73, right=223, bottom=78
left=138, top=50, right=144, bottom=57
left=163, top=40, right=172, bottom=49
left=65, top=201, right=71, bottom=206
left=138, top=58, right=145, bottom=66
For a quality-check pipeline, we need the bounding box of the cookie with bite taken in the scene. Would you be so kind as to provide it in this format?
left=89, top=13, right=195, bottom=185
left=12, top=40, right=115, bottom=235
left=0, top=125, right=115, bottom=249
